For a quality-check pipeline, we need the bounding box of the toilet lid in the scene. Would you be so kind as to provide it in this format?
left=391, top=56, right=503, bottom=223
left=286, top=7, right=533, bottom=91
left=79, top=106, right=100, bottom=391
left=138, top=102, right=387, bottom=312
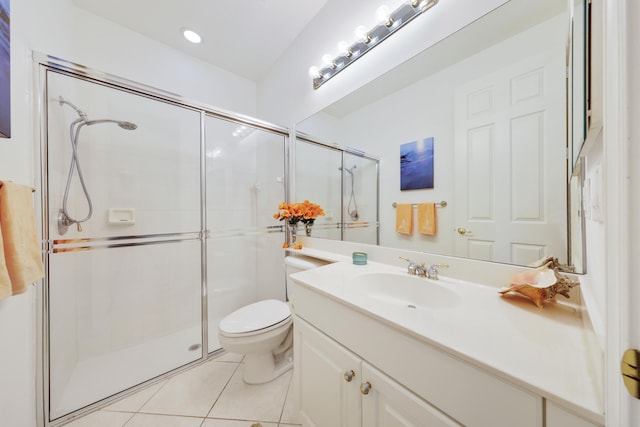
left=219, top=299, right=291, bottom=334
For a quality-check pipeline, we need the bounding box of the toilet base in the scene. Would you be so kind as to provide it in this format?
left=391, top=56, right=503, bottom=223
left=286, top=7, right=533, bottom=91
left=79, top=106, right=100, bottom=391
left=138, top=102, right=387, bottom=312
left=243, top=350, right=293, bottom=384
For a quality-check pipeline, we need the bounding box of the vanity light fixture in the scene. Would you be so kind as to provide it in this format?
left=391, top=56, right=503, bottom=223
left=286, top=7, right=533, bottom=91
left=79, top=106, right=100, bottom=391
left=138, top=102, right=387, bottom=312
left=182, top=28, right=202, bottom=44
left=309, top=0, right=438, bottom=90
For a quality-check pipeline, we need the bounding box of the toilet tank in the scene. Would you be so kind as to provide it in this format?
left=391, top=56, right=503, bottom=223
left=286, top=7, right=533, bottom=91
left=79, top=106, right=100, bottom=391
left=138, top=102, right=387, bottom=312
left=284, top=255, right=330, bottom=287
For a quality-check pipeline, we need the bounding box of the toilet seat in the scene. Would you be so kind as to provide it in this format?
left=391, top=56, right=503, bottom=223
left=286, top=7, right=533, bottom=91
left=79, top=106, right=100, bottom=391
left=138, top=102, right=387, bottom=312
left=219, top=299, right=291, bottom=336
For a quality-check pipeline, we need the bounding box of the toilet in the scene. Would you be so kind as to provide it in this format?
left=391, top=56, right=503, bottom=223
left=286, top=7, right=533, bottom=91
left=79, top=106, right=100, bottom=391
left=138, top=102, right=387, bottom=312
left=218, top=255, right=328, bottom=384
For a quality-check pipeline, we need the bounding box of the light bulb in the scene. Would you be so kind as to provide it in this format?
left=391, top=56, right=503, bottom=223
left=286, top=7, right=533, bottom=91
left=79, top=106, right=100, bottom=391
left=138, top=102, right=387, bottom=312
left=322, top=54, right=335, bottom=68
left=337, top=41, right=353, bottom=57
left=182, top=28, right=202, bottom=44
left=354, top=25, right=371, bottom=43
left=376, top=5, right=393, bottom=27
left=308, top=66, right=321, bottom=78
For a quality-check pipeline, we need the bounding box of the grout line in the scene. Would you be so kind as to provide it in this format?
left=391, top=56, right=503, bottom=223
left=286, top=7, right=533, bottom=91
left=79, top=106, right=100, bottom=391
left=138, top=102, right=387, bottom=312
left=102, top=378, right=169, bottom=415
left=121, top=412, right=206, bottom=426
left=202, top=359, right=243, bottom=419
left=278, top=374, right=294, bottom=424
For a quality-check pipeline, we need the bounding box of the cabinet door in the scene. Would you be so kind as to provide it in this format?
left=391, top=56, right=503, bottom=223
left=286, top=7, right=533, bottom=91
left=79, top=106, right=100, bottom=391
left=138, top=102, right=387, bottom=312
left=294, top=317, right=362, bottom=427
left=361, top=362, right=462, bottom=427
left=546, top=401, right=603, bottom=427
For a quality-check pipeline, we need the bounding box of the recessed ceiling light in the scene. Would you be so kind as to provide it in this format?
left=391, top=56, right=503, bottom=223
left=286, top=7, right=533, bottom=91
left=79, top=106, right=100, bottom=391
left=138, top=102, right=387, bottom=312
left=182, top=28, right=202, bottom=44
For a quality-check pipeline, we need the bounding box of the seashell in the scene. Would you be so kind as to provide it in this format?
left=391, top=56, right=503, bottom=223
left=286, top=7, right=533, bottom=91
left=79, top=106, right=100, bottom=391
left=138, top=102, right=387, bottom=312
left=509, top=263, right=557, bottom=288
left=498, top=259, right=580, bottom=308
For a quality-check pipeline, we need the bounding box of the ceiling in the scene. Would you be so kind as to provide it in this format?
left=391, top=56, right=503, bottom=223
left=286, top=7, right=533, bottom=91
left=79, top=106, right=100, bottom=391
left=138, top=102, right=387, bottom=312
left=73, top=0, right=329, bottom=82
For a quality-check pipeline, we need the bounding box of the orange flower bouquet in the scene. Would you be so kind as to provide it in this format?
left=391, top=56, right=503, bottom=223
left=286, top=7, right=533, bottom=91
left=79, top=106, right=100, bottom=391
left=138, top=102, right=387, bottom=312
left=274, top=200, right=325, bottom=249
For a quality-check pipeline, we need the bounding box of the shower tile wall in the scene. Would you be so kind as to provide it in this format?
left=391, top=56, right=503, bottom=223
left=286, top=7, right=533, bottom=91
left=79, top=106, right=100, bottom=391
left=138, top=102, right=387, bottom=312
left=47, top=73, right=202, bottom=239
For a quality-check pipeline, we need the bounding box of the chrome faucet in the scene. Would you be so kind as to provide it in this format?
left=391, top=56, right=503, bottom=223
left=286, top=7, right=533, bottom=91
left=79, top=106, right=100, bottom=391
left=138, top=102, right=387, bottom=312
left=399, top=257, right=420, bottom=275
left=399, top=257, right=428, bottom=277
left=400, top=257, right=449, bottom=280
left=427, top=264, right=449, bottom=280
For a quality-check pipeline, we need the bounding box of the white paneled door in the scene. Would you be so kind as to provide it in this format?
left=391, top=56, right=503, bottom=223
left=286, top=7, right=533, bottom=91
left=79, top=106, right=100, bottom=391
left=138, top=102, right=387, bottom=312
left=453, top=48, right=567, bottom=266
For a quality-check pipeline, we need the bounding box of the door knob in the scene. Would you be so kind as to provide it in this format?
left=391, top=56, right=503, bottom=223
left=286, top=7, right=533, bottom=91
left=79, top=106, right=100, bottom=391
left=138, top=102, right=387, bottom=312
left=622, top=349, right=640, bottom=399
left=344, top=370, right=355, bottom=382
left=456, top=227, right=472, bottom=235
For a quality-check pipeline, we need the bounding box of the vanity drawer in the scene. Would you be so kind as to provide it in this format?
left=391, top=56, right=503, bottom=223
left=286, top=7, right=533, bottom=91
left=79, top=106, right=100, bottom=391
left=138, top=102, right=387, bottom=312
left=546, top=401, right=603, bottom=427
left=290, top=282, right=543, bottom=427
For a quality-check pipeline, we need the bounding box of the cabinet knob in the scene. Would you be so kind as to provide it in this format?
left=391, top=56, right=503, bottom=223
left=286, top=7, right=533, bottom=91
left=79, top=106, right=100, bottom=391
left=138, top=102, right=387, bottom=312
left=360, top=381, right=372, bottom=395
left=343, top=370, right=355, bottom=382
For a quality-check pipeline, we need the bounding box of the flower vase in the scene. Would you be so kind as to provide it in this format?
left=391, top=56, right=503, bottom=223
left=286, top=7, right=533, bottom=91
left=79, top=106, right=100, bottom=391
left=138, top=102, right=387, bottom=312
left=289, top=223, right=297, bottom=245
left=305, top=222, right=313, bottom=237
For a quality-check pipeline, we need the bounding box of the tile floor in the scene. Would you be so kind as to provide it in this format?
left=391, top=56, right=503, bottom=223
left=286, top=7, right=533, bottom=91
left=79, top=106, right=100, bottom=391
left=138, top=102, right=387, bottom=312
left=64, top=352, right=301, bottom=427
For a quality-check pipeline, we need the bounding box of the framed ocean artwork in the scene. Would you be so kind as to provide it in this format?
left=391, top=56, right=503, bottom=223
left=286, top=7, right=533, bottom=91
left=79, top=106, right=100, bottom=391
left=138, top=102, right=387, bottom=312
left=400, top=137, right=434, bottom=191
left=0, top=0, right=9, bottom=138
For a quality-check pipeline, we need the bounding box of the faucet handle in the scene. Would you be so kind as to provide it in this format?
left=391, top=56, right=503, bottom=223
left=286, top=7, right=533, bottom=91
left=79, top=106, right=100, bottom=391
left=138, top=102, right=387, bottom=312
left=427, top=263, right=449, bottom=280
left=399, top=257, right=418, bottom=275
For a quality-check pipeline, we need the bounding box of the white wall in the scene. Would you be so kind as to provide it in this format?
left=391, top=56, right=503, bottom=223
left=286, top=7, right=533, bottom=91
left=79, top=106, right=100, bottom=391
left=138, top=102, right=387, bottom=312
left=1, top=0, right=258, bottom=425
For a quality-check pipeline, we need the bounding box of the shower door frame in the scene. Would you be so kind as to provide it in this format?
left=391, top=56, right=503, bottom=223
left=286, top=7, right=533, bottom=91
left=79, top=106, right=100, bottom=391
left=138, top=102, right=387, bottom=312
left=33, top=52, right=290, bottom=427
left=294, top=133, right=381, bottom=244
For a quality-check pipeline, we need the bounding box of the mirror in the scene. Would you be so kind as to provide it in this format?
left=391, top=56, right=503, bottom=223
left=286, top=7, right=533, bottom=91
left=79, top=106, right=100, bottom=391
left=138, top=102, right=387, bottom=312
left=296, top=0, right=586, bottom=272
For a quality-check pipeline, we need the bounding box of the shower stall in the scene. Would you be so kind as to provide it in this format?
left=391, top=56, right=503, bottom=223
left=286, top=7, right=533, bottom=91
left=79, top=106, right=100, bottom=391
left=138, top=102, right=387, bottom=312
left=36, top=56, right=288, bottom=425
left=295, top=135, right=379, bottom=244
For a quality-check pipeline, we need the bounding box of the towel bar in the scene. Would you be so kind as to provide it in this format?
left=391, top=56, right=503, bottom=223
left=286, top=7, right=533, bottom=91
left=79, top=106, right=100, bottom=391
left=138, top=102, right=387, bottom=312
left=392, top=201, right=447, bottom=208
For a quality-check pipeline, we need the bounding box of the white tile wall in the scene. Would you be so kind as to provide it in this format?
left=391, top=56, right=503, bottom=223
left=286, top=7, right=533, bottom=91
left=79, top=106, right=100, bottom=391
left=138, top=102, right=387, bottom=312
left=46, top=72, right=202, bottom=240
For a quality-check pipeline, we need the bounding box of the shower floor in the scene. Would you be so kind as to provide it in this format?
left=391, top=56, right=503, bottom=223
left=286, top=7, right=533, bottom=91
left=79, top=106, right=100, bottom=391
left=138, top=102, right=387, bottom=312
left=51, top=326, right=206, bottom=420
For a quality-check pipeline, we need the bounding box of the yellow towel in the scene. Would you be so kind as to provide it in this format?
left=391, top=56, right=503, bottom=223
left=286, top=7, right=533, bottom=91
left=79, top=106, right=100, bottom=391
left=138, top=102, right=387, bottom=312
left=395, top=203, right=413, bottom=235
left=0, top=218, right=10, bottom=300
left=417, top=203, right=437, bottom=235
left=0, top=181, right=44, bottom=299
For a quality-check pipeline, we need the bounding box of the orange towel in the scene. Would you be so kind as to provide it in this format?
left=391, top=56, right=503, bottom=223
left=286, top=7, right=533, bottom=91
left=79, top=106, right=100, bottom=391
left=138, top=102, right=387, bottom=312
left=417, top=203, right=437, bottom=235
left=395, top=203, right=413, bottom=235
left=0, top=181, right=44, bottom=300
left=0, top=218, right=10, bottom=300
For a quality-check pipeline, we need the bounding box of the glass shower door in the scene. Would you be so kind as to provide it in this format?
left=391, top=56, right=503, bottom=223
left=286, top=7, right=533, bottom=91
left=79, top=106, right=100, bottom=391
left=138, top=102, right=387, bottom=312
left=342, top=153, right=379, bottom=244
left=204, top=115, right=286, bottom=353
left=295, top=140, right=342, bottom=240
left=45, top=71, right=203, bottom=420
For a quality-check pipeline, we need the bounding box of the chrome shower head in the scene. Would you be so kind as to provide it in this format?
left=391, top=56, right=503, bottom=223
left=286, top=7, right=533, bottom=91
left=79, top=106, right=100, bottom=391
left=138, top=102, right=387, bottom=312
left=118, top=121, right=137, bottom=130
left=84, top=119, right=137, bottom=130
left=339, top=165, right=356, bottom=175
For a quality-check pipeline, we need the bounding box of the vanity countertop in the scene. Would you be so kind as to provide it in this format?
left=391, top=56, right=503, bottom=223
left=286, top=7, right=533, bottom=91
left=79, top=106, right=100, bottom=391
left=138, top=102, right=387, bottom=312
left=287, top=248, right=604, bottom=424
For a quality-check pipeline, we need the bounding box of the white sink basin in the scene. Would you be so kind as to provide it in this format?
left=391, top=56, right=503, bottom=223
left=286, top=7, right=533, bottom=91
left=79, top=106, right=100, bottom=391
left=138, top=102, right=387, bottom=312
left=348, top=272, right=461, bottom=309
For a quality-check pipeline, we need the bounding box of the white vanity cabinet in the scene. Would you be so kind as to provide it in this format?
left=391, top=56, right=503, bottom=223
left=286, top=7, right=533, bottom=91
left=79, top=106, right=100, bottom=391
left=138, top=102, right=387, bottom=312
left=290, top=281, right=544, bottom=427
left=294, top=316, right=362, bottom=427
left=294, top=316, right=461, bottom=427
